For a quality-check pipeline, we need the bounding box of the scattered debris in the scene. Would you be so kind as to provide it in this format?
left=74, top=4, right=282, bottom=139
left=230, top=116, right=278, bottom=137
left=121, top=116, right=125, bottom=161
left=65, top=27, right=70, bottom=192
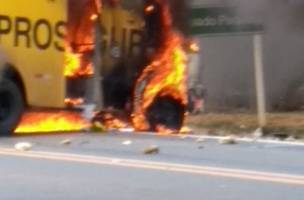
left=179, top=135, right=188, bottom=139
left=60, top=139, right=72, bottom=145
left=285, top=136, right=296, bottom=142
left=119, top=128, right=135, bottom=132
left=93, top=110, right=129, bottom=130
left=252, top=128, right=263, bottom=139
left=143, top=145, right=159, bottom=154
left=198, top=145, right=204, bottom=149
left=195, top=137, right=205, bottom=143
left=14, top=142, right=33, bottom=151
left=219, top=136, right=237, bottom=145
left=122, top=140, right=133, bottom=145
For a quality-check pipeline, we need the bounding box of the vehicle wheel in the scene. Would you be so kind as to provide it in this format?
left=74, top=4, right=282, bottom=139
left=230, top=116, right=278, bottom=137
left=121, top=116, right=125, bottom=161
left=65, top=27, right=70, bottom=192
left=146, top=96, right=185, bottom=132
left=0, top=79, right=24, bottom=136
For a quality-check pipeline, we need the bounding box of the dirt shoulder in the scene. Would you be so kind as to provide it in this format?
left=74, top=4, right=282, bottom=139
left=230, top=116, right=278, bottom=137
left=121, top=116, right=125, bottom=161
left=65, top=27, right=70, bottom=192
left=186, top=112, right=304, bottom=139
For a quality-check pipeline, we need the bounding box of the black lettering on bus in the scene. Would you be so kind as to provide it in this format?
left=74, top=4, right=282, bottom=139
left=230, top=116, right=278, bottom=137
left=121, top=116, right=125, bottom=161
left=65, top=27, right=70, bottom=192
left=15, top=17, right=31, bottom=48
left=54, top=21, right=66, bottom=51
left=0, top=15, right=11, bottom=42
left=33, top=19, right=52, bottom=50
left=129, top=29, right=144, bottom=57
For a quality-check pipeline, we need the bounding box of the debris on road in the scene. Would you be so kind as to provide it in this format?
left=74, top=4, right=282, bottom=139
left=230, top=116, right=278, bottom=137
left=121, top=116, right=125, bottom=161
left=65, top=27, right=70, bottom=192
left=253, top=128, right=264, bottom=139
left=14, top=142, right=33, bottom=151
left=198, top=145, right=204, bottom=149
left=60, top=139, right=72, bottom=145
left=143, top=145, right=159, bottom=155
left=119, top=128, right=135, bottom=132
left=285, top=136, right=296, bottom=142
left=122, top=140, right=133, bottom=145
left=179, top=135, right=188, bottom=139
left=195, top=137, right=205, bottom=143
left=219, top=136, right=237, bottom=145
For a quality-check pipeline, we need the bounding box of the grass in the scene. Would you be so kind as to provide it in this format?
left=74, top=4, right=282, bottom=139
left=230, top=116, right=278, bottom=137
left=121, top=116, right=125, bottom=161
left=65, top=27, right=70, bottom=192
left=186, top=112, right=304, bottom=138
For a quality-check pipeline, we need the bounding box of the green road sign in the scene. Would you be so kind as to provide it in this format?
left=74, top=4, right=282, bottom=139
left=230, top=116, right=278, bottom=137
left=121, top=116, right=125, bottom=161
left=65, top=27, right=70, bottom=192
left=190, top=7, right=264, bottom=35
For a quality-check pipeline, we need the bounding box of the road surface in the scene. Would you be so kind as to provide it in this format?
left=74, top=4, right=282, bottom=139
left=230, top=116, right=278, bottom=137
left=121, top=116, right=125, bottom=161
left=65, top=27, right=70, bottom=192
left=0, top=132, right=303, bottom=199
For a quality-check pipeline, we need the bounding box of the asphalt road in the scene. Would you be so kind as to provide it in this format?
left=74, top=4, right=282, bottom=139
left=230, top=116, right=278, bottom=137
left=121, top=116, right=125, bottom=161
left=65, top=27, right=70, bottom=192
left=0, top=132, right=304, bottom=200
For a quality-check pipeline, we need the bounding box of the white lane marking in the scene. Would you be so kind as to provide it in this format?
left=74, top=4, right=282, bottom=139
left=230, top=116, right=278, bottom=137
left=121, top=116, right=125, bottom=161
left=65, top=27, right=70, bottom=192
left=0, top=148, right=304, bottom=186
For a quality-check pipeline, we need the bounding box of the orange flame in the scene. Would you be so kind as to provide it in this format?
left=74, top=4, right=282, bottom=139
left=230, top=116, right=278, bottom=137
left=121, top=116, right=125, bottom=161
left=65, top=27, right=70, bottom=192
left=15, top=112, right=90, bottom=133
left=132, top=1, right=188, bottom=131
left=102, top=113, right=129, bottom=129
left=145, top=5, right=155, bottom=13
left=90, top=14, right=98, bottom=21
left=64, top=50, right=94, bottom=78
left=92, top=110, right=130, bottom=131
left=156, top=125, right=177, bottom=135
left=64, top=0, right=102, bottom=78
left=189, top=41, right=200, bottom=53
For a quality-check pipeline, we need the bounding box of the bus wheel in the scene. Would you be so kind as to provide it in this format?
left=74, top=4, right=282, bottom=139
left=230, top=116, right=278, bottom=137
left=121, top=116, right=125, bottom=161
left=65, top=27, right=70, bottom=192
left=146, top=96, right=185, bottom=132
left=0, top=79, right=24, bottom=136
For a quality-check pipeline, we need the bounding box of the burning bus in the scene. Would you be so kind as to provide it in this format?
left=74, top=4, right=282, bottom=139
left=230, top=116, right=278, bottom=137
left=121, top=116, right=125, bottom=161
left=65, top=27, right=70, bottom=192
left=0, top=0, right=191, bottom=135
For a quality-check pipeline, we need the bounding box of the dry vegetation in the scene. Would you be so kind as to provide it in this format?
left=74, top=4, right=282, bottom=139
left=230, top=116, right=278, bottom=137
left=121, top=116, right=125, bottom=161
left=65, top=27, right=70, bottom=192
left=186, top=112, right=304, bottom=138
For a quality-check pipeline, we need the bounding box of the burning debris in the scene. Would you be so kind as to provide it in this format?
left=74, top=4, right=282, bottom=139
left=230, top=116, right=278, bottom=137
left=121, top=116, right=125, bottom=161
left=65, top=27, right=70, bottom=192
left=93, top=110, right=130, bottom=130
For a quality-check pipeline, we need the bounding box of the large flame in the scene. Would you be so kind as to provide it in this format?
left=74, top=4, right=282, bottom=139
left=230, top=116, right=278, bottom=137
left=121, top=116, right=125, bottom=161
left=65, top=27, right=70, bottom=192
left=15, top=0, right=189, bottom=135
left=64, top=50, right=94, bottom=78
left=64, top=0, right=101, bottom=78
left=132, top=0, right=188, bottom=131
left=15, top=112, right=90, bottom=133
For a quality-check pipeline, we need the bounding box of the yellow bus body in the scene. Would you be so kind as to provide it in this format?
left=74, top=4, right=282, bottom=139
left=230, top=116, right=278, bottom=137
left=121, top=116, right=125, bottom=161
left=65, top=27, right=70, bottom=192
left=0, top=0, right=145, bottom=109
left=0, top=0, right=67, bottom=108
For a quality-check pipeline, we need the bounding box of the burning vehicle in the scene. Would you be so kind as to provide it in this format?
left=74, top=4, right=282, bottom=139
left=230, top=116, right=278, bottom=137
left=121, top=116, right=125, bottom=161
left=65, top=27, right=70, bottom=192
left=0, top=0, right=192, bottom=135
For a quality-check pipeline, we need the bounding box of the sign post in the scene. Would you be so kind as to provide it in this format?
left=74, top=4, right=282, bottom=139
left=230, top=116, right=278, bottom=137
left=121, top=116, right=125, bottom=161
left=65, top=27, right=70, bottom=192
left=189, top=7, right=264, bottom=36
left=92, top=21, right=104, bottom=110
left=82, top=21, right=104, bottom=121
left=253, top=34, right=267, bottom=127
left=189, top=6, right=266, bottom=127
